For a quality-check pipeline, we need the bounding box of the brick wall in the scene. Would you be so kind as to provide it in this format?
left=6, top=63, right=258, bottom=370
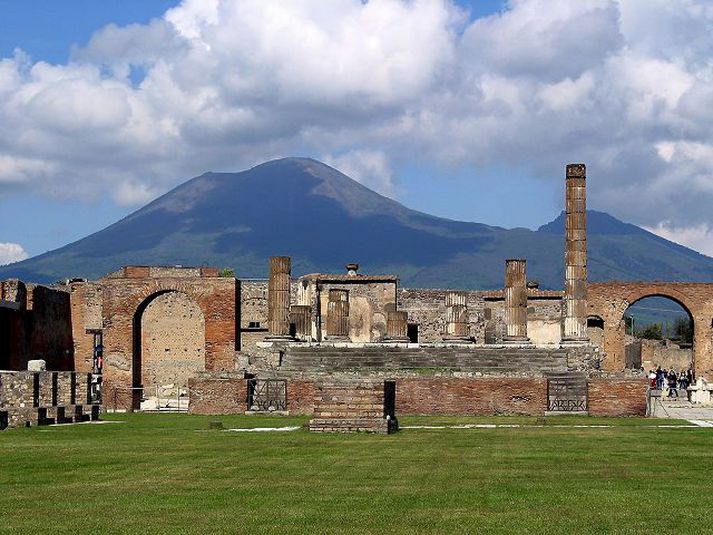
left=309, top=380, right=393, bottom=433
left=188, top=375, right=247, bottom=414
left=101, top=268, right=236, bottom=407
left=396, top=377, right=547, bottom=416
left=287, top=379, right=315, bottom=415
left=587, top=378, right=647, bottom=417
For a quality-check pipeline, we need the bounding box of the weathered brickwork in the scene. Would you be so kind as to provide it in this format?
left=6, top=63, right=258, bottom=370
left=188, top=374, right=247, bottom=414
left=309, top=380, right=396, bottom=433
left=587, top=377, right=648, bottom=417
left=588, top=282, right=713, bottom=379
left=101, top=266, right=236, bottom=409
left=287, top=379, right=316, bottom=415
left=0, top=280, right=73, bottom=371
left=396, top=377, right=547, bottom=416
left=69, top=281, right=102, bottom=373
left=141, top=291, right=205, bottom=393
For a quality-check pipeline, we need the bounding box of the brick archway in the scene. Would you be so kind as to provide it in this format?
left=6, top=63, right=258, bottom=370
left=588, top=282, right=713, bottom=379
left=101, top=267, right=236, bottom=409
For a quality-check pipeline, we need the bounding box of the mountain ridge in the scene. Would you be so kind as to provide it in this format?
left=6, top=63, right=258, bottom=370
left=2, top=157, right=712, bottom=288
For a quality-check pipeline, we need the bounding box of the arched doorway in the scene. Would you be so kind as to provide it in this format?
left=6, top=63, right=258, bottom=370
left=622, top=295, right=694, bottom=373
left=132, top=291, right=206, bottom=409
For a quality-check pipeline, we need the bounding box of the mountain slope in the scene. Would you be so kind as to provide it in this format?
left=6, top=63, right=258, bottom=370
left=3, top=157, right=713, bottom=288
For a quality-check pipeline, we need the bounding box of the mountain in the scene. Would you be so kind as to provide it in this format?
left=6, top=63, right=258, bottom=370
left=3, top=157, right=713, bottom=289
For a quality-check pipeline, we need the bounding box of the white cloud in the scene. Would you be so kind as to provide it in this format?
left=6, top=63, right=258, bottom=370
left=113, top=180, right=161, bottom=206
left=0, top=0, right=713, bottom=237
left=323, top=150, right=396, bottom=196
left=646, top=222, right=713, bottom=258
left=0, top=243, right=29, bottom=265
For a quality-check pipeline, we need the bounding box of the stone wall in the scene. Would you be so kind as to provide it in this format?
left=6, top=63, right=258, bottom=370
left=0, top=370, right=100, bottom=430
left=396, top=377, right=547, bottom=415
left=141, top=291, right=205, bottom=393
left=0, top=280, right=73, bottom=371
left=588, top=282, right=713, bottom=379
left=101, top=266, right=236, bottom=408
left=309, top=380, right=396, bottom=433
left=399, top=289, right=564, bottom=345
left=69, top=281, right=102, bottom=373
left=639, top=339, right=692, bottom=372
left=587, top=377, right=648, bottom=416
left=187, top=373, right=247, bottom=415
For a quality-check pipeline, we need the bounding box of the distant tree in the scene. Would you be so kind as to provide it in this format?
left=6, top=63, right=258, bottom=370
left=218, top=268, right=235, bottom=278
left=638, top=323, right=662, bottom=340
left=672, top=316, right=693, bottom=344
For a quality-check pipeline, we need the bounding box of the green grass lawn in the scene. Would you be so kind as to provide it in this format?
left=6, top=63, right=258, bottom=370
left=1, top=413, right=712, bottom=534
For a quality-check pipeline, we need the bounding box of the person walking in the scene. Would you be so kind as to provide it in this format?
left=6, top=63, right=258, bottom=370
left=668, top=370, right=678, bottom=398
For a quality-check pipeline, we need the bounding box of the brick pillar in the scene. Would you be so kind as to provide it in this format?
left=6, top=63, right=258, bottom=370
left=267, top=256, right=292, bottom=340
left=385, top=310, right=409, bottom=342
left=443, top=291, right=471, bottom=342
left=290, top=305, right=311, bottom=341
left=327, top=289, right=349, bottom=340
left=503, top=259, right=530, bottom=343
left=563, top=163, right=589, bottom=343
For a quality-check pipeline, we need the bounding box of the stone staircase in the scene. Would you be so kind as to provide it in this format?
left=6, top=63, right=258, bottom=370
left=281, top=346, right=568, bottom=374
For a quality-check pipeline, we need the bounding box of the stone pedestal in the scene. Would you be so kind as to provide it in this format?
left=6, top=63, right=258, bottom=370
left=689, top=378, right=713, bottom=405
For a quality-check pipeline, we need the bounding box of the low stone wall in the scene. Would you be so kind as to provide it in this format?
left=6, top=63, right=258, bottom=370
left=184, top=374, right=648, bottom=418
left=396, top=377, right=547, bottom=416
left=188, top=373, right=247, bottom=415
left=0, top=371, right=100, bottom=430
left=587, top=377, right=648, bottom=417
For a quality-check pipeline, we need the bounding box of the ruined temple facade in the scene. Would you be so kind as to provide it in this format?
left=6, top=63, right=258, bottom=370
left=3, top=163, right=713, bottom=421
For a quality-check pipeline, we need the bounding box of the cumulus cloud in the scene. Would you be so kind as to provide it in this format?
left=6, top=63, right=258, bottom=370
left=646, top=222, right=713, bottom=258
left=0, top=243, right=29, bottom=266
left=1, top=0, right=713, bottom=253
left=323, top=150, right=396, bottom=196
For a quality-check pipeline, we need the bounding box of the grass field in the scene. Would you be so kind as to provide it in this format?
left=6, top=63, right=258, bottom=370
left=1, top=413, right=712, bottom=534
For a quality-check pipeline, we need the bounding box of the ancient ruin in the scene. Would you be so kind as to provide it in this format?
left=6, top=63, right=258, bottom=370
left=2, top=163, right=713, bottom=430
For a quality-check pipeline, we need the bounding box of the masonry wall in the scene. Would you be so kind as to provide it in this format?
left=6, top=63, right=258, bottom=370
left=588, top=282, right=713, bottom=379
left=1, top=370, right=99, bottom=430
left=396, top=377, right=547, bottom=416
left=69, top=281, right=102, bottom=373
left=188, top=374, right=247, bottom=415
left=141, top=291, right=205, bottom=392
left=398, top=289, right=564, bottom=345
left=101, top=267, right=236, bottom=408
left=587, top=377, right=648, bottom=417
left=0, top=281, right=73, bottom=371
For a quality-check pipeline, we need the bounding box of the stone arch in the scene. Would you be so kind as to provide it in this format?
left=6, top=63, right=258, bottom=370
left=131, top=290, right=206, bottom=409
left=589, top=284, right=701, bottom=374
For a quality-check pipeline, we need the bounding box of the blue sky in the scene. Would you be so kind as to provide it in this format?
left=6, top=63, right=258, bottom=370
left=1, top=0, right=712, bottom=262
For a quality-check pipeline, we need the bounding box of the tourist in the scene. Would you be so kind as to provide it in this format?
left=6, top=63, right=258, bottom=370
left=656, top=366, right=664, bottom=389
left=667, top=370, right=678, bottom=398
left=648, top=369, right=656, bottom=388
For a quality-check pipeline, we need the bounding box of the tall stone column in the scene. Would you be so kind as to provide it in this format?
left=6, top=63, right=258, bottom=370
left=443, top=291, right=471, bottom=342
left=503, top=259, right=529, bottom=343
left=563, top=163, right=589, bottom=343
left=327, top=289, right=350, bottom=340
left=267, top=256, right=292, bottom=340
left=385, top=310, right=409, bottom=342
left=290, top=305, right=311, bottom=341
